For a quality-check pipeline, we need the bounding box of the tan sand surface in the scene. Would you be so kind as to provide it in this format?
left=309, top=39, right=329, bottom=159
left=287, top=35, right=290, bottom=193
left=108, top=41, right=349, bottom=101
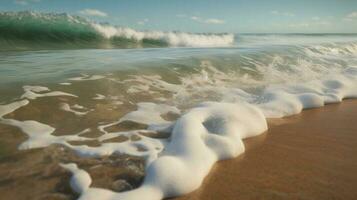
left=175, top=100, right=357, bottom=200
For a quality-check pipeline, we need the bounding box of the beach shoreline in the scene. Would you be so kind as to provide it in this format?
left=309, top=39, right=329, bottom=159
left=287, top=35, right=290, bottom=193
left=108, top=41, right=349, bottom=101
left=0, top=100, right=357, bottom=200
left=174, top=100, right=357, bottom=200
left=1, top=5, right=357, bottom=200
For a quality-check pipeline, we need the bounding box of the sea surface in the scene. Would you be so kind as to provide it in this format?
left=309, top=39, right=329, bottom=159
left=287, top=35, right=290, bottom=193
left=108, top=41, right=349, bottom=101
left=1, top=11, right=357, bottom=200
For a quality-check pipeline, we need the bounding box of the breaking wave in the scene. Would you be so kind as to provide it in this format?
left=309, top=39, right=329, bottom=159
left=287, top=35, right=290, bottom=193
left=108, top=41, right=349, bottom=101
left=0, top=11, right=234, bottom=50
left=1, top=24, right=357, bottom=200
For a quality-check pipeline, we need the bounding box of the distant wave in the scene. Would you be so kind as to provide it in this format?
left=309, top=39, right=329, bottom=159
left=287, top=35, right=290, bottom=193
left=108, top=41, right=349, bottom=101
left=0, top=11, right=234, bottom=50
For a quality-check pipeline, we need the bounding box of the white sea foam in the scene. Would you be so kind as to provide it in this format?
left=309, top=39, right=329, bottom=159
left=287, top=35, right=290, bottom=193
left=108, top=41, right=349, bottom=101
left=0, top=100, right=29, bottom=118
left=92, top=24, right=234, bottom=47
left=124, top=61, right=257, bottom=106
left=60, top=163, right=92, bottom=194
left=0, top=117, right=94, bottom=150
left=0, top=86, right=89, bottom=149
left=60, top=103, right=89, bottom=116
left=93, top=94, right=106, bottom=100
left=63, top=102, right=267, bottom=200
left=60, top=66, right=357, bottom=200
left=304, top=43, right=357, bottom=58
left=258, top=67, right=357, bottom=117
left=119, top=102, right=180, bottom=125
left=72, top=130, right=166, bottom=162
left=2, top=64, right=357, bottom=200
left=21, top=85, right=77, bottom=100
left=68, top=74, right=105, bottom=81
left=59, top=82, right=72, bottom=85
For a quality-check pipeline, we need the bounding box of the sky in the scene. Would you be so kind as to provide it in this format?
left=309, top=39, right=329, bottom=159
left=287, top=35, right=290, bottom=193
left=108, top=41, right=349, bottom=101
left=1, top=0, right=357, bottom=33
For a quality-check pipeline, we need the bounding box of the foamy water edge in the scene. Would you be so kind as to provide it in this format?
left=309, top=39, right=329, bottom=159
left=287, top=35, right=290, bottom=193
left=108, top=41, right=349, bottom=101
left=1, top=67, right=357, bottom=200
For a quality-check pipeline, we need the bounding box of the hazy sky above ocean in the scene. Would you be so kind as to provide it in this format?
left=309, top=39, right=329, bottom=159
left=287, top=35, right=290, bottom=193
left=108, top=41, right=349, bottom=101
left=0, top=0, right=357, bottom=33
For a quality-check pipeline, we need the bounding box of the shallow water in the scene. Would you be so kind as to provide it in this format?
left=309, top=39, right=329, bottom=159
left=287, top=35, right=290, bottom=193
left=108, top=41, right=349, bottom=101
left=1, top=33, right=357, bottom=199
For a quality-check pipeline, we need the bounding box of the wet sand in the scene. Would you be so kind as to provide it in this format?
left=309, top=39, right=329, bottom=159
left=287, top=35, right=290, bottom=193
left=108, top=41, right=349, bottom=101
left=175, top=100, right=357, bottom=200
left=0, top=143, right=145, bottom=200
left=0, top=100, right=357, bottom=199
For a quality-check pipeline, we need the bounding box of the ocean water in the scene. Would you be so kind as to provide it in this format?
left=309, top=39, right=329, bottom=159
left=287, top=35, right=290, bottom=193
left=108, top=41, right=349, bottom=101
left=1, top=11, right=357, bottom=200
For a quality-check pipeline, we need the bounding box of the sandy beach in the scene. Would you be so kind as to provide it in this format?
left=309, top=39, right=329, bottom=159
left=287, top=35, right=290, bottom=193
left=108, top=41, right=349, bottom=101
left=1, top=100, right=356, bottom=200
left=1, top=4, right=357, bottom=200
left=175, top=100, right=357, bottom=200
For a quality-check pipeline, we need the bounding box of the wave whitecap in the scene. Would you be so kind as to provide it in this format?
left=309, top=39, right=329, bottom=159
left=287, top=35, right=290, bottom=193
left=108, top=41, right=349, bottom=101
left=0, top=11, right=234, bottom=50
left=92, top=24, right=234, bottom=47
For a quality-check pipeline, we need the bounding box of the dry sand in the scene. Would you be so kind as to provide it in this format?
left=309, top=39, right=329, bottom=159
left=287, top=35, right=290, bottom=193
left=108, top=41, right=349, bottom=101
left=175, top=100, right=357, bottom=200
